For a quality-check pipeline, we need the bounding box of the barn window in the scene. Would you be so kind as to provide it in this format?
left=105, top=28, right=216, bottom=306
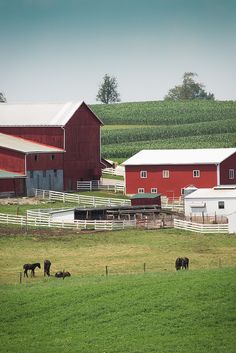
left=43, top=170, right=46, bottom=178
left=54, top=169, right=57, bottom=177
left=34, top=155, right=38, bottom=161
left=229, top=169, right=235, bottom=179
left=193, top=170, right=200, bottom=178
left=51, top=154, right=55, bottom=161
left=218, top=201, right=225, bottom=209
left=30, top=171, right=34, bottom=178
left=140, top=171, right=147, bottom=179
left=162, top=170, right=169, bottom=178
left=138, top=188, right=145, bottom=193
left=151, top=188, right=157, bottom=193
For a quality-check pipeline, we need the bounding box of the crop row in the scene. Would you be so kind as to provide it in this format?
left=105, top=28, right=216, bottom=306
left=101, top=118, right=236, bottom=145
left=91, top=100, right=236, bottom=126
left=102, top=133, right=236, bottom=159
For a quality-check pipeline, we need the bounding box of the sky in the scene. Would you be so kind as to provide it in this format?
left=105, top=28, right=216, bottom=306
left=0, top=0, right=236, bottom=104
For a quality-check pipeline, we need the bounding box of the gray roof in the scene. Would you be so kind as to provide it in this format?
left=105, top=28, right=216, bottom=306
left=0, top=169, right=26, bottom=179
left=0, top=133, right=64, bottom=153
left=0, top=101, right=84, bottom=126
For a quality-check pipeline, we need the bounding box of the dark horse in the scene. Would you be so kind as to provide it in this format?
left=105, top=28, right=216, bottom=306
left=175, top=257, right=189, bottom=271
left=23, top=263, right=41, bottom=277
left=44, top=260, right=51, bottom=277
left=55, top=271, right=71, bottom=279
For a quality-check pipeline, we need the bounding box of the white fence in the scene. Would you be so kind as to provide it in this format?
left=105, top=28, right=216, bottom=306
left=174, top=219, right=229, bottom=234
left=161, top=196, right=184, bottom=213
left=0, top=212, right=136, bottom=231
left=102, top=167, right=124, bottom=177
left=34, top=189, right=130, bottom=207
left=77, top=180, right=125, bottom=193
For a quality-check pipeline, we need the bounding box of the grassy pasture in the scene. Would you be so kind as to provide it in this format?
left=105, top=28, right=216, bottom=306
left=1, top=228, right=236, bottom=353
left=1, top=228, right=236, bottom=285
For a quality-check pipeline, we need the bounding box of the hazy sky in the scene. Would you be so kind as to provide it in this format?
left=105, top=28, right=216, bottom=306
left=1, top=0, right=236, bottom=103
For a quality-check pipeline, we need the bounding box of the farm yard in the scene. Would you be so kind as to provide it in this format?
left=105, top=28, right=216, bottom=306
left=90, top=100, right=236, bottom=161
left=0, top=228, right=236, bottom=353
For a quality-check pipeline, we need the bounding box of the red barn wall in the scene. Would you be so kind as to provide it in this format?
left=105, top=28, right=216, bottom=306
left=220, top=152, right=236, bottom=184
left=0, top=147, right=25, bottom=174
left=0, top=178, right=25, bottom=195
left=125, top=164, right=218, bottom=198
left=0, top=127, right=64, bottom=149
left=63, top=103, right=102, bottom=190
left=26, top=153, right=64, bottom=171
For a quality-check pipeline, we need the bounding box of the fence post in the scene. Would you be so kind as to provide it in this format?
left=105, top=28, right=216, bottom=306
left=144, top=263, right=146, bottom=273
left=19, top=272, right=22, bottom=284
left=105, top=266, right=108, bottom=276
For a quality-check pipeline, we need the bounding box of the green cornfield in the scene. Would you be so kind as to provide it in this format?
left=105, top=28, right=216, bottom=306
left=90, top=100, right=236, bottom=161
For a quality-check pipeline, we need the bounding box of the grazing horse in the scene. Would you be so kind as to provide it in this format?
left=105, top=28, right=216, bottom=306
left=23, top=263, right=41, bottom=277
left=175, top=257, right=190, bottom=271
left=44, top=260, right=51, bottom=277
left=55, top=271, right=71, bottom=279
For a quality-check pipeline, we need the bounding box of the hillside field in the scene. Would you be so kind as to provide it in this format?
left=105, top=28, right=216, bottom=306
left=1, top=227, right=236, bottom=353
left=90, top=100, right=236, bottom=161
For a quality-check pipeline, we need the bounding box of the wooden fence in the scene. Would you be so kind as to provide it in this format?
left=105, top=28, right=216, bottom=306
left=77, top=180, right=125, bottom=193
left=0, top=212, right=136, bottom=231
left=174, top=219, right=229, bottom=233
left=102, top=167, right=124, bottom=177
left=34, top=189, right=130, bottom=207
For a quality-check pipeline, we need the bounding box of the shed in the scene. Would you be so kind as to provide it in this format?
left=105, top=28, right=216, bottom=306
left=131, top=193, right=161, bottom=206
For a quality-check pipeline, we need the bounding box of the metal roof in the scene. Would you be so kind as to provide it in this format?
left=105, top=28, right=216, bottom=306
left=0, top=101, right=85, bottom=126
left=123, top=148, right=236, bottom=166
left=0, top=169, right=26, bottom=179
left=0, top=133, right=64, bottom=153
left=131, top=193, right=161, bottom=199
left=185, top=187, right=236, bottom=199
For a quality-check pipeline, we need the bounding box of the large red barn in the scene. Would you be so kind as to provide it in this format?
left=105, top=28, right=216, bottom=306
left=0, top=102, right=103, bottom=196
left=123, top=149, right=236, bottom=199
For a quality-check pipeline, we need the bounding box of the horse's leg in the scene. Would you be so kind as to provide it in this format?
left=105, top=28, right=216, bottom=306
left=24, top=269, right=27, bottom=277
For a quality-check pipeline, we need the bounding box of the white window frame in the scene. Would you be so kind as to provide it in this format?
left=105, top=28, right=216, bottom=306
left=193, top=170, right=200, bottom=178
left=151, top=188, right=157, bottom=194
left=229, top=169, right=235, bottom=179
left=162, top=170, right=169, bottom=178
left=140, top=170, right=147, bottom=179
left=138, top=188, right=145, bottom=194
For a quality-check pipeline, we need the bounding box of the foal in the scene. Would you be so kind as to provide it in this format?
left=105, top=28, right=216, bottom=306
left=23, top=263, right=41, bottom=277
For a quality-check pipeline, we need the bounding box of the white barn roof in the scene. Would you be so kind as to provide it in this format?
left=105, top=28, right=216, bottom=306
left=185, top=187, right=236, bottom=199
left=0, top=133, right=64, bottom=153
left=123, top=148, right=236, bottom=166
left=0, top=102, right=84, bottom=126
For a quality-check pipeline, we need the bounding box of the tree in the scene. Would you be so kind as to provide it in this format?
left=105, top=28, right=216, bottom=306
left=164, top=72, right=215, bottom=101
left=0, top=92, right=7, bottom=103
left=96, top=74, right=121, bottom=104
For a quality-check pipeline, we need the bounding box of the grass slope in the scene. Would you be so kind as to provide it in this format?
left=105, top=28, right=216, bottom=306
left=90, top=101, right=236, bottom=161
left=1, top=268, right=236, bottom=353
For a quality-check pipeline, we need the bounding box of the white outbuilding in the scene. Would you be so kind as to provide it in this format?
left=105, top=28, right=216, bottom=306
left=184, top=185, right=236, bottom=220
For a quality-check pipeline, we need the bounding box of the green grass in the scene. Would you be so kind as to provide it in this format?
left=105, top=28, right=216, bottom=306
left=90, top=100, right=236, bottom=160
left=1, top=268, right=236, bottom=353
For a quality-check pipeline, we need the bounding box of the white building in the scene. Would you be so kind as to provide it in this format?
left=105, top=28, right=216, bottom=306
left=184, top=185, right=236, bottom=218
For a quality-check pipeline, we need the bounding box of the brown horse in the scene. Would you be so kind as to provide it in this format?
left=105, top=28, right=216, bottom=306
left=23, top=263, right=41, bottom=277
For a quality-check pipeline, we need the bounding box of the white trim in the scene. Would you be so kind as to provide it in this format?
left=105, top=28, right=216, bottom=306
left=229, top=169, right=235, bottom=180
left=151, top=188, right=157, bottom=193
left=138, top=188, right=145, bottom=193
left=140, top=170, right=147, bottom=179
left=193, top=170, right=200, bottom=178
left=216, top=164, right=220, bottom=185
left=162, top=170, right=169, bottom=178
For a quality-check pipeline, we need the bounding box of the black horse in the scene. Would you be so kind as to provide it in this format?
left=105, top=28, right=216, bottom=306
left=44, top=260, right=51, bottom=277
left=175, top=257, right=189, bottom=271
left=55, top=271, right=71, bottom=279
left=23, top=263, right=41, bottom=277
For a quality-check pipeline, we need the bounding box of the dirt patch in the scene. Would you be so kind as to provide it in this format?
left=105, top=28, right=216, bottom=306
left=0, top=197, right=44, bottom=206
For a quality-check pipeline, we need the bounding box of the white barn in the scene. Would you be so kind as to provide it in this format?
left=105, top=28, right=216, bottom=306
left=184, top=185, right=236, bottom=220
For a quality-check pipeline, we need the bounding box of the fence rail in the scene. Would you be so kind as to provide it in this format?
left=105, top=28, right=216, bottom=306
left=174, top=219, right=228, bottom=233
left=77, top=180, right=125, bottom=193
left=102, top=168, right=124, bottom=176
left=34, top=189, right=130, bottom=207
left=0, top=212, right=136, bottom=231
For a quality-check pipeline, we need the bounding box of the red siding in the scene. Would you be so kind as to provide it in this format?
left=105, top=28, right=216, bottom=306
left=0, top=147, right=25, bottom=174
left=0, top=127, right=64, bottom=149
left=131, top=196, right=161, bottom=206
left=125, top=164, right=218, bottom=198
left=0, top=178, right=25, bottom=195
left=27, top=153, right=64, bottom=171
left=220, top=152, right=236, bottom=184
left=63, top=103, right=102, bottom=189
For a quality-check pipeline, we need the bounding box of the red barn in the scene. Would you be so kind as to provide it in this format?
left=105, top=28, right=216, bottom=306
left=0, top=102, right=103, bottom=196
left=123, top=149, right=236, bottom=199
